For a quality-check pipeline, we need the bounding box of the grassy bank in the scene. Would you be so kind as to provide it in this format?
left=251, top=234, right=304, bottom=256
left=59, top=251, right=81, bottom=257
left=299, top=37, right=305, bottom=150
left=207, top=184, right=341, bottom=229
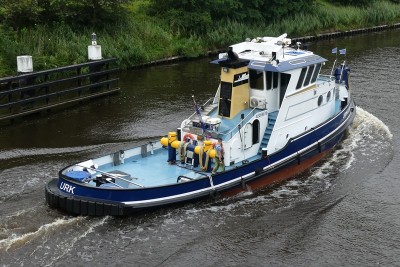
left=1, top=0, right=400, bottom=76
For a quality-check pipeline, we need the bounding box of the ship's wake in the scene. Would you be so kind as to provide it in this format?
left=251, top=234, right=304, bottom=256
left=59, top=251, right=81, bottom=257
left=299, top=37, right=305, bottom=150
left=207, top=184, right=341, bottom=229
left=180, top=106, right=393, bottom=217
left=0, top=107, right=393, bottom=264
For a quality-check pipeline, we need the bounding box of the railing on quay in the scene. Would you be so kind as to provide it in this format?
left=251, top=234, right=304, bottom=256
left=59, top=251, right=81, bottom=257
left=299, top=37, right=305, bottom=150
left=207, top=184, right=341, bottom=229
left=0, top=58, right=119, bottom=122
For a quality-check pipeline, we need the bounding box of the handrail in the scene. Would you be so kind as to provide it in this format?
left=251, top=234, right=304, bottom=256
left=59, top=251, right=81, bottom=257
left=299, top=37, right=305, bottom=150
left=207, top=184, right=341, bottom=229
left=220, top=104, right=263, bottom=139
left=181, top=97, right=217, bottom=129
left=318, top=74, right=335, bottom=80
left=183, top=98, right=267, bottom=140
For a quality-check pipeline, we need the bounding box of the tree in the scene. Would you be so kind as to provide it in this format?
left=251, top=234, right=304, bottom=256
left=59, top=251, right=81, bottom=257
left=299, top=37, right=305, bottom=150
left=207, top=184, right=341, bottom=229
left=0, top=0, right=42, bottom=29
left=0, top=0, right=132, bottom=29
left=147, top=0, right=315, bottom=35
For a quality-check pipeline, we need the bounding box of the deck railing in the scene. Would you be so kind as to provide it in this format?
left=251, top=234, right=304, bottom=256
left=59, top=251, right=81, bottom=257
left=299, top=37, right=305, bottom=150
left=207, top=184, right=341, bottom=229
left=220, top=106, right=262, bottom=140
left=182, top=96, right=266, bottom=140
left=180, top=97, right=217, bottom=129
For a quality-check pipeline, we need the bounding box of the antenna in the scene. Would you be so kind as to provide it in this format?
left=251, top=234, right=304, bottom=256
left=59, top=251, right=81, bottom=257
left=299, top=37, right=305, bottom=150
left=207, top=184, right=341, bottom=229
left=330, top=47, right=338, bottom=78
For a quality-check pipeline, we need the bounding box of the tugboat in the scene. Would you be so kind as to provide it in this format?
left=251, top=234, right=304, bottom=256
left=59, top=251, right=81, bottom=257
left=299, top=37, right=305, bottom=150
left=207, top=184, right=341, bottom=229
left=45, top=34, right=356, bottom=215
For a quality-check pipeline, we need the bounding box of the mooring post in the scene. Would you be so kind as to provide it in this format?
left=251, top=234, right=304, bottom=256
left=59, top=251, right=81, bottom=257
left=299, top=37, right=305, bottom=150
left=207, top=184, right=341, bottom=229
left=17, top=55, right=35, bottom=109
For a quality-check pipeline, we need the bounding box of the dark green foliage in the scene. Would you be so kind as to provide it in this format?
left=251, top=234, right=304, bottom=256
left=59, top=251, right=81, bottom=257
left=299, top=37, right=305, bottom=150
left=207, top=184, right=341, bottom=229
left=0, top=26, right=20, bottom=76
left=147, top=0, right=315, bottom=35
left=2, top=0, right=400, bottom=76
left=0, top=0, right=131, bottom=29
left=255, top=0, right=316, bottom=22
left=146, top=0, right=218, bottom=34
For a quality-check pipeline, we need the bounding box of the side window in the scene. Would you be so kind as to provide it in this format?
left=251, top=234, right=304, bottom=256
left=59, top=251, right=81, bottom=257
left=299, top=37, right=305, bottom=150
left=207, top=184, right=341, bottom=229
left=266, top=71, right=272, bottom=90
left=296, top=67, right=307, bottom=89
left=252, top=120, right=260, bottom=144
left=249, top=69, right=264, bottom=90
left=317, top=95, right=323, bottom=106
left=303, top=65, right=315, bottom=86
left=280, top=73, right=291, bottom=91
left=273, top=72, right=279, bottom=89
left=311, top=63, right=321, bottom=83
left=218, top=82, right=232, bottom=117
left=280, top=73, right=291, bottom=106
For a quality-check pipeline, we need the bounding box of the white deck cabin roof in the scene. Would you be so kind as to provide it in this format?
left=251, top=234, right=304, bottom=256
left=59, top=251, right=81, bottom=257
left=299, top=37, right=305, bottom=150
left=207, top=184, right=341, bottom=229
left=214, top=33, right=327, bottom=72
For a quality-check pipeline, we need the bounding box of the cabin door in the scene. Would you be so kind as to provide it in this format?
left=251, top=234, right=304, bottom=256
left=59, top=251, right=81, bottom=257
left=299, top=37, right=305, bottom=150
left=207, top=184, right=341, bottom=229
left=243, top=123, right=253, bottom=149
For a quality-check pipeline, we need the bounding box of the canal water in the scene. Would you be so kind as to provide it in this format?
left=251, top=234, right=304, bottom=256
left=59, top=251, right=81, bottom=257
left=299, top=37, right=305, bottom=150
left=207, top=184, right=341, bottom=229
left=0, top=30, right=399, bottom=266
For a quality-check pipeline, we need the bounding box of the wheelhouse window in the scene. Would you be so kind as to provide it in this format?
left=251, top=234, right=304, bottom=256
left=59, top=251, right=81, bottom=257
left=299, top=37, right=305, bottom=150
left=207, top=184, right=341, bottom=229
left=266, top=71, right=272, bottom=90
left=311, top=63, right=322, bottom=83
left=296, top=67, right=307, bottom=89
left=218, top=82, right=232, bottom=117
left=280, top=73, right=291, bottom=91
left=273, top=72, right=279, bottom=89
left=249, top=69, right=264, bottom=90
left=280, top=73, right=291, bottom=106
left=303, top=65, right=315, bottom=86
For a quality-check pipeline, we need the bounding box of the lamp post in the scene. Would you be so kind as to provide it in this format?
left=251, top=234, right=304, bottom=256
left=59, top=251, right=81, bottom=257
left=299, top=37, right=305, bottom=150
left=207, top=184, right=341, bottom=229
left=91, top=32, right=97, bottom=45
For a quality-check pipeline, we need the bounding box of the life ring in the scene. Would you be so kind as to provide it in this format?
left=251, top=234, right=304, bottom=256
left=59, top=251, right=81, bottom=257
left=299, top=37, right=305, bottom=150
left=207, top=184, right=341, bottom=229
left=183, top=133, right=194, bottom=142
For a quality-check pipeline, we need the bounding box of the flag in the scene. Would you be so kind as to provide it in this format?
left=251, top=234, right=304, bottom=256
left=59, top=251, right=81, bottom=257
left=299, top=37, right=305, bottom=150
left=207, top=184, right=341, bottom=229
left=192, top=96, right=206, bottom=134
left=339, top=48, right=347, bottom=55
left=331, top=47, right=337, bottom=54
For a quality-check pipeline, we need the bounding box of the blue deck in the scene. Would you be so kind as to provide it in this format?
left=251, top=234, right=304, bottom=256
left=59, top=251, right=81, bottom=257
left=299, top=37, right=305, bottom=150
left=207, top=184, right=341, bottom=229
left=98, top=146, right=261, bottom=189
left=100, top=150, right=202, bottom=188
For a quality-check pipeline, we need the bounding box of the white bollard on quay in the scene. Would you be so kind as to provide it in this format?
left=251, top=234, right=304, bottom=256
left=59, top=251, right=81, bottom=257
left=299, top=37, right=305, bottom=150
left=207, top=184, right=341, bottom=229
left=88, top=33, right=102, bottom=60
left=17, top=55, right=33, bottom=73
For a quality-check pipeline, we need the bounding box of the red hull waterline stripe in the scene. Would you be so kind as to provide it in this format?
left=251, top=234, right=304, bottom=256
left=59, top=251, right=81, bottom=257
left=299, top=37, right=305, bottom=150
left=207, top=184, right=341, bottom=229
left=222, top=148, right=332, bottom=197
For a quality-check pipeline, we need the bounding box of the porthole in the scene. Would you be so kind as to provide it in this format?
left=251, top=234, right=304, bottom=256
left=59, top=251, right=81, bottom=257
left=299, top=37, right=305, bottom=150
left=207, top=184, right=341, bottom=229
left=327, top=91, right=331, bottom=102
left=317, top=95, right=323, bottom=106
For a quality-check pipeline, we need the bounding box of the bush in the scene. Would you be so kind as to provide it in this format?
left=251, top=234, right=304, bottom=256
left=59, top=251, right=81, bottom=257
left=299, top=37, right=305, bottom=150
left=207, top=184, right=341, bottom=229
left=0, top=0, right=132, bottom=29
left=147, top=0, right=315, bottom=35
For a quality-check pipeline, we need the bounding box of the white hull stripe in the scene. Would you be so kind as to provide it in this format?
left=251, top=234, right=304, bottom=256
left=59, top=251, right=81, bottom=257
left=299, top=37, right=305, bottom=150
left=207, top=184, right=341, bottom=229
left=122, top=176, right=243, bottom=205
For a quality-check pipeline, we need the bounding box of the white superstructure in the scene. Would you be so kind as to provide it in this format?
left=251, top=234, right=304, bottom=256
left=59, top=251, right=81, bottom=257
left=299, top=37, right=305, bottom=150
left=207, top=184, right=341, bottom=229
left=180, top=33, right=350, bottom=166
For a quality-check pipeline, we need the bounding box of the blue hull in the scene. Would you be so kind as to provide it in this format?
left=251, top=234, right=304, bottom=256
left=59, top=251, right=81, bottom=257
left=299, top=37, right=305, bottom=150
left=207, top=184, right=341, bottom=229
left=45, top=98, right=356, bottom=216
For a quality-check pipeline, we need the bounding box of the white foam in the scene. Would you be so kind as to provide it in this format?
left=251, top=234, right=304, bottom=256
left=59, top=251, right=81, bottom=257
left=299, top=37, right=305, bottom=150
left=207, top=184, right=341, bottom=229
left=350, top=106, right=393, bottom=140
left=0, top=145, right=101, bottom=160
left=43, top=216, right=109, bottom=267
left=0, top=217, right=84, bottom=251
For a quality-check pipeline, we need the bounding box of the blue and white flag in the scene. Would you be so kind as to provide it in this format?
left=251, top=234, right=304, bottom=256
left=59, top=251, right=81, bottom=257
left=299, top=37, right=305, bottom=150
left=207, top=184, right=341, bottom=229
left=331, top=47, right=337, bottom=54
left=339, top=48, right=347, bottom=55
